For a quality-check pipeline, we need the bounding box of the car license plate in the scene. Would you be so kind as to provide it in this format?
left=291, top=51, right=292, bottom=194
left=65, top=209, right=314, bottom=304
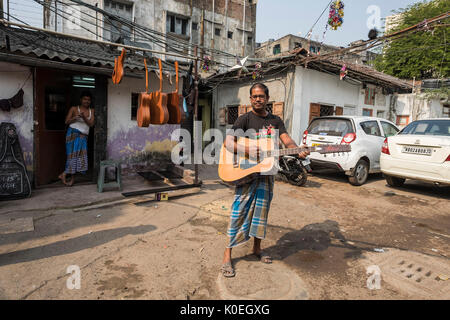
left=312, top=143, right=321, bottom=147
left=401, top=146, right=432, bottom=156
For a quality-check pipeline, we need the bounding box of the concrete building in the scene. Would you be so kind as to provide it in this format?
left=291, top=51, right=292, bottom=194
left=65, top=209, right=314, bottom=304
left=0, top=26, right=183, bottom=187
left=44, top=0, right=257, bottom=67
left=255, top=34, right=371, bottom=65
left=207, top=49, right=415, bottom=144
left=256, top=34, right=340, bottom=58
left=384, top=13, right=404, bottom=35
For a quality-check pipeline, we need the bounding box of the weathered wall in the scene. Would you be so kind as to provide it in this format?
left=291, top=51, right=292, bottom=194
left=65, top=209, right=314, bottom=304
left=45, top=0, right=257, bottom=68
left=212, top=68, right=295, bottom=137
left=106, top=72, right=183, bottom=171
left=0, top=62, right=34, bottom=173
left=396, top=94, right=445, bottom=127
left=292, top=66, right=391, bottom=143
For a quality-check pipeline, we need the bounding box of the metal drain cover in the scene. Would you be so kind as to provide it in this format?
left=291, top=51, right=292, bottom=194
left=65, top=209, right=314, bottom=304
left=365, top=249, right=450, bottom=299
left=217, top=261, right=309, bottom=300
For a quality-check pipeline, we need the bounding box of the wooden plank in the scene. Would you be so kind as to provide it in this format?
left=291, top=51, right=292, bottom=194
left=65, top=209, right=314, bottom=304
left=122, top=183, right=202, bottom=197
left=0, top=217, right=34, bottom=235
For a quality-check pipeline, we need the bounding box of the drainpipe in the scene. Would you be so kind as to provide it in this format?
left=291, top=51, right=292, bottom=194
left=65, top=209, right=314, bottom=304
left=224, top=0, right=228, bottom=64
left=200, top=9, right=204, bottom=58
left=242, top=0, right=245, bottom=56
left=54, top=0, right=57, bottom=32
left=211, top=0, right=214, bottom=60
left=95, top=3, right=98, bottom=40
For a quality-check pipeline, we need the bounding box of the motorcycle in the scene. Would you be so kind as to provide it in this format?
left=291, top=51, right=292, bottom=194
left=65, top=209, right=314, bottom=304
left=277, top=155, right=312, bottom=187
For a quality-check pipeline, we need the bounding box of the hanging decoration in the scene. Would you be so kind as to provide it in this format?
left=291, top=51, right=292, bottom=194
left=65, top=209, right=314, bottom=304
left=230, top=56, right=249, bottom=77
left=328, top=0, right=344, bottom=31
left=252, top=62, right=262, bottom=80
left=201, top=55, right=211, bottom=72
left=340, top=64, right=348, bottom=81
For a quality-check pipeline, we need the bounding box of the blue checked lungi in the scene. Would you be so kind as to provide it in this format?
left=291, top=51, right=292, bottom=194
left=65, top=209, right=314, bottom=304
left=227, top=175, right=274, bottom=248
left=64, top=127, right=88, bottom=174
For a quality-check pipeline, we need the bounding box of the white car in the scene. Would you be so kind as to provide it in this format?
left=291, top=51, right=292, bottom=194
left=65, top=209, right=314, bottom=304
left=380, top=119, right=450, bottom=187
left=303, top=116, right=400, bottom=186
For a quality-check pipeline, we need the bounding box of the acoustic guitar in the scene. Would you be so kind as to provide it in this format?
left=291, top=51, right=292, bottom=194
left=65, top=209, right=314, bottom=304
left=218, top=137, right=351, bottom=183
left=112, top=48, right=126, bottom=84
left=149, top=59, right=169, bottom=125
left=137, top=58, right=151, bottom=127
left=167, top=61, right=185, bottom=124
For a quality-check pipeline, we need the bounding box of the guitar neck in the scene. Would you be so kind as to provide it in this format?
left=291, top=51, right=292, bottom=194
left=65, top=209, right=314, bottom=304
left=267, top=146, right=316, bottom=157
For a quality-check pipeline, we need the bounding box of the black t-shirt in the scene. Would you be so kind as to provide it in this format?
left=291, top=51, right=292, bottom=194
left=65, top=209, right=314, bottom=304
left=230, top=111, right=287, bottom=139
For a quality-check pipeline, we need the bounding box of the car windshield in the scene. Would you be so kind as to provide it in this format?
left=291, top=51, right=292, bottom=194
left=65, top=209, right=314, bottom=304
left=308, top=118, right=353, bottom=137
left=400, top=120, right=450, bottom=136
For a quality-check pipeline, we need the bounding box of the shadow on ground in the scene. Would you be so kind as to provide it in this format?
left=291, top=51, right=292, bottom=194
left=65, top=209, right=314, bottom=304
left=0, top=225, right=156, bottom=267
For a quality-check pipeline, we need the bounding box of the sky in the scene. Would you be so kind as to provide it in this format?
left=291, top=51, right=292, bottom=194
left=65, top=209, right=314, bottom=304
left=256, top=0, right=426, bottom=47
left=3, top=0, right=426, bottom=48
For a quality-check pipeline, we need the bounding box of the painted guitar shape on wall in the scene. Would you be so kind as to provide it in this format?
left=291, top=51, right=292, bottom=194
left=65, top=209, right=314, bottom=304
left=218, top=137, right=351, bottom=183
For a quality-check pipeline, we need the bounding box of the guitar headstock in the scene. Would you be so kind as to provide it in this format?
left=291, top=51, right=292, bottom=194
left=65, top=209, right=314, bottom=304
left=315, top=144, right=351, bottom=154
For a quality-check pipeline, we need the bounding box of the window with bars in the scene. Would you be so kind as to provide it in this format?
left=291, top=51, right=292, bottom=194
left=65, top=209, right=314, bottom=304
left=273, top=44, right=281, bottom=55
left=227, top=105, right=239, bottom=125
left=167, top=13, right=189, bottom=36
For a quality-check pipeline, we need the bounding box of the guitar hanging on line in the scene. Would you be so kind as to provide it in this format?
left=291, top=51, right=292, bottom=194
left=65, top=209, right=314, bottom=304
left=218, top=137, right=351, bottom=183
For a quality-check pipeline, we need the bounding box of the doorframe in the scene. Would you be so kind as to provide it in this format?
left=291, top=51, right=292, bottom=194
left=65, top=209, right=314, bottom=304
left=33, top=67, right=108, bottom=187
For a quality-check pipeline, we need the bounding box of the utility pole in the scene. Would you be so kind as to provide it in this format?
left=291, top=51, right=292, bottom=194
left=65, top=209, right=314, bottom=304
left=242, top=0, right=245, bottom=56
left=1, top=0, right=10, bottom=51
left=193, top=46, right=199, bottom=184
left=55, top=0, right=57, bottom=32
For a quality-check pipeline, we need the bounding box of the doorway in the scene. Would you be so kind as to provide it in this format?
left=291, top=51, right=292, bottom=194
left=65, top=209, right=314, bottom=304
left=34, top=68, right=106, bottom=186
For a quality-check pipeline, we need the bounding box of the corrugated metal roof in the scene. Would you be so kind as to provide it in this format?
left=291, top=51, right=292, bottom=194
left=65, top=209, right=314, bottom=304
left=206, top=47, right=413, bottom=92
left=0, top=26, right=182, bottom=75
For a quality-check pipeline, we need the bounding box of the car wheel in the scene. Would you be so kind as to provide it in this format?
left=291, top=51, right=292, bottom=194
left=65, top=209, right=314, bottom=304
left=385, top=175, right=405, bottom=187
left=348, top=159, right=369, bottom=186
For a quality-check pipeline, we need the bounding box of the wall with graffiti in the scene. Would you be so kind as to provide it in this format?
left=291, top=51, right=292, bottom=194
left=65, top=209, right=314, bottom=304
left=0, top=62, right=34, bottom=173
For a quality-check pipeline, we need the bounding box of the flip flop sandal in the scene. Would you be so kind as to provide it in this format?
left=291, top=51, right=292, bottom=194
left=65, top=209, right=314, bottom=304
left=254, top=251, right=272, bottom=264
left=221, top=262, right=235, bottom=278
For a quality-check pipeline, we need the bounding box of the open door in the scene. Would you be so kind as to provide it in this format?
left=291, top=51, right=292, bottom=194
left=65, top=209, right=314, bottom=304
left=35, top=68, right=71, bottom=186
left=34, top=69, right=103, bottom=186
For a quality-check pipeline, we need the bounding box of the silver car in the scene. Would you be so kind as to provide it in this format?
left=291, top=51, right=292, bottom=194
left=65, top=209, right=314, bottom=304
left=303, top=116, right=400, bottom=186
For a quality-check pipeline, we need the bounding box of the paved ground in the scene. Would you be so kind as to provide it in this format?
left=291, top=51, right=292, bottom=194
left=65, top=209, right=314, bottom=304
left=0, top=166, right=449, bottom=300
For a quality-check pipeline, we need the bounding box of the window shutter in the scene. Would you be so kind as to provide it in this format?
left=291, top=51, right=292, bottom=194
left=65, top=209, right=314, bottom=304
left=272, top=102, right=284, bottom=120
left=219, top=107, right=227, bottom=125
left=238, top=105, right=247, bottom=117
left=309, top=103, right=321, bottom=124
left=335, top=106, right=343, bottom=115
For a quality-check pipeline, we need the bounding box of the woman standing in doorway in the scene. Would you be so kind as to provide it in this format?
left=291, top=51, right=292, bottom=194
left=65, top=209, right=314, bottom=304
left=59, top=91, right=95, bottom=186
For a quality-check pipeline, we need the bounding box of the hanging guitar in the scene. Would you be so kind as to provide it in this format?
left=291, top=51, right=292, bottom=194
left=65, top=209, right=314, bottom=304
left=112, top=48, right=126, bottom=84
left=166, top=61, right=185, bottom=124
left=149, top=59, right=169, bottom=125
left=137, top=58, right=151, bottom=127
left=218, top=137, right=351, bottom=183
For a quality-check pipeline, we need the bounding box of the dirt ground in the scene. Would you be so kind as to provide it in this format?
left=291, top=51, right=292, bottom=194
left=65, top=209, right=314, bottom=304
left=0, top=166, right=449, bottom=300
